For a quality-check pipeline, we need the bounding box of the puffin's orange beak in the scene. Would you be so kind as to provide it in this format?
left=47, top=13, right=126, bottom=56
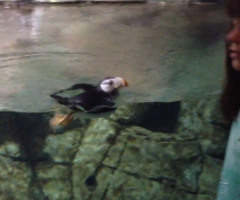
left=114, top=77, right=129, bottom=89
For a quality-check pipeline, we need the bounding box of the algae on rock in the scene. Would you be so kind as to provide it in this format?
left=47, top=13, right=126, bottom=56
left=0, top=95, right=229, bottom=200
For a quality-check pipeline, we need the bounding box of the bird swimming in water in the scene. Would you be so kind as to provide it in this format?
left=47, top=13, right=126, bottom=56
left=49, top=76, right=128, bottom=128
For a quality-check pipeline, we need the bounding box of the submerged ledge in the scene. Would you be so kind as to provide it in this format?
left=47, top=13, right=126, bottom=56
left=0, top=98, right=229, bottom=199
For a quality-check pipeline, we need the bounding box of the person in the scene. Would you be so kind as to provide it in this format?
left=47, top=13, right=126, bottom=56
left=217, top=0, right=240, bottom=199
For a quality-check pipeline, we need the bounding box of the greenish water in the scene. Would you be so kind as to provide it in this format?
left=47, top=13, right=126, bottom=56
left=0, top=3, right=228, bottom=112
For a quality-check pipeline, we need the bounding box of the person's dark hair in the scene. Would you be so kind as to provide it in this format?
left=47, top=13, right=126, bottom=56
left=226, top=0, right=240, bottom=18
left=221, top=0, right=240, bottom=122
left=221, top=56, right=240, bottom=122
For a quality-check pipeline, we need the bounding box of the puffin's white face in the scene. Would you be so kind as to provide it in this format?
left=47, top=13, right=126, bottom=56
left=100, top=77, right=128, bottom=93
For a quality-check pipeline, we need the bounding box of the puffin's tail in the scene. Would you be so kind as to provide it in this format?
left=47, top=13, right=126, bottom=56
left=50, top=93, right=71, bottom=106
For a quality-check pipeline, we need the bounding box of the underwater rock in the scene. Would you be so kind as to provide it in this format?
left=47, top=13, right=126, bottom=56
left=105, top=170, right=196, bottom=200
left=0, top=94, right=228, bottom=199
left=72, top=118, right=121, bottom=200
left=34, top=163, right=72, bottom=200
left=72, top=119, right=202, bottom=199
left=0, top=155, right=30, bottom=200
left=109, top=103, right=150, bottom=125
left=0, top=141, right=20, bottom=158
left=177, top=95, right=230, bottom=159
left=43, top=128, right=83, bottom=163
left=198, top=156, right=223, bottom=197
left=115, top=126, right=202, bottom=193
left=84, top=167, right=114, bottom=200
left=74, top=118, right=121, bottom=163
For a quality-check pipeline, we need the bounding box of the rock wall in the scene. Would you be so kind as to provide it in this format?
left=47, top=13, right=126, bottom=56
left=0, top=95, right=229, bottom=200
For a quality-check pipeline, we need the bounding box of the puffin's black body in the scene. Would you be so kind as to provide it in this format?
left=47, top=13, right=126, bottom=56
left=50, top=83, right=119, bottom=113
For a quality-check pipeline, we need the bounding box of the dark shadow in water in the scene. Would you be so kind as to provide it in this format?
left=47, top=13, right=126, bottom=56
left=136, top=102, right=181, bottom=133
left=0, top=112, right=52, bottom=200
left=0, top=112, right=51, bottom=162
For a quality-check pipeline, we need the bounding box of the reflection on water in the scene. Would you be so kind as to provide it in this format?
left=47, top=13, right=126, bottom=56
left=0, top=3, right=228, bottom=112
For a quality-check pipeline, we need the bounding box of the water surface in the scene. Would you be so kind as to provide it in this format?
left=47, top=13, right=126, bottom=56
left=0, top=3, right=228, bottom=112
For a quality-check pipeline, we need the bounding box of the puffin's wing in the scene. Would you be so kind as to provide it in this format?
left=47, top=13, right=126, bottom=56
left=50, top=94, right=88, bottom=112
left=68, top=84, right=96, bottom=91
left=50, top=93, right=74, bottom=107
left=51, top=84, right=96, bottom=95
left=65, top=98, right=116, bottom=113
left=86, top=99, right=116, bottom=113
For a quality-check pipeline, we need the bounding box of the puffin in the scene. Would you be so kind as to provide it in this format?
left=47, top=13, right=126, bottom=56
left=49, top=76, right=128, bottom=128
